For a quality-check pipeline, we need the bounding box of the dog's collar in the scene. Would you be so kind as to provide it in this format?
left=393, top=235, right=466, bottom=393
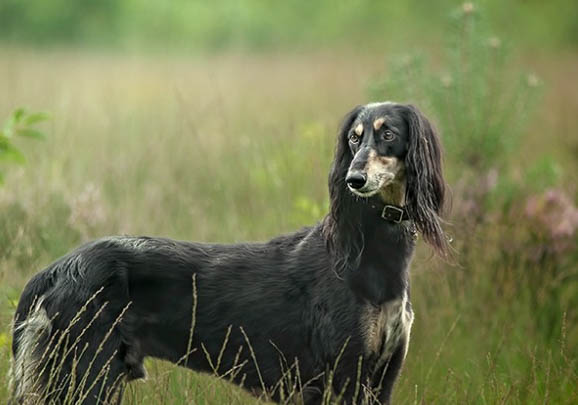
left=367, top=200, right=411, bottom=223
left=381, top=205, right=410, bottom=223
left=368, top=203, right=410, bottom=223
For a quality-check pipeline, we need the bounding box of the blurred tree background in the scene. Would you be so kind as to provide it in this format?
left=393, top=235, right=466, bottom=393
left=1, top=0, right=577, bottom=51
left=0, top=1, right=576, bottom=404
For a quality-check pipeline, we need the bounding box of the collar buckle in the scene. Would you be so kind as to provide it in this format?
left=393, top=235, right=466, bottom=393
left=381, top=205, right=405, bottom=223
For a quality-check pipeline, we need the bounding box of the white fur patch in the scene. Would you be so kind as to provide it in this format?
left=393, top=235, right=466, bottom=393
left=357, top=102, right=394, bottom=120
left=110, top=236, right=152, bottom=251
left=361, top=292, right=414, bottom=371
left=10, top=296, right=52, bottom=402
left=364, top=101, right=393, bottom=109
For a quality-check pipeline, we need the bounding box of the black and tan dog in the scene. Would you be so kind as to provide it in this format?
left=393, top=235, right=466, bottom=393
left=10, top=102, right=448, bottom=404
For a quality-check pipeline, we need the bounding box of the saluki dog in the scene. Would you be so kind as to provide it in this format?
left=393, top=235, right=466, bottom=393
left=10, top=102, right=448, bottom=404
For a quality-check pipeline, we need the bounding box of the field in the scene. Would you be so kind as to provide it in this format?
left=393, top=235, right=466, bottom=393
left=0, top=40, right=576, bottom=405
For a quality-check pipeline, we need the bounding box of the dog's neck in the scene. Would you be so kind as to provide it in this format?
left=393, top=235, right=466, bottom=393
left=325, top=175, right=414, bottom=304
left=346, top=179, right=413, bottom=305
left=349, top=211, right=413, bottom=305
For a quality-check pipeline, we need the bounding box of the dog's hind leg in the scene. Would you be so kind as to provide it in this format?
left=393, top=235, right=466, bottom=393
left=9, top=297, right=52, bottom=404
left=55, top=316, right=131, bottom=405
left=9, top=298, right=128, bottom=405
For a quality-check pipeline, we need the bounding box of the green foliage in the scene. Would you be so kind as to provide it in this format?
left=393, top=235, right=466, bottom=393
left=0, top=0, right=122, bottom=44
left=370, top=3, right=542, bottom=174
left=0, top=108, right=48, bottom=184
left=1, top=0, right=577, bottom=51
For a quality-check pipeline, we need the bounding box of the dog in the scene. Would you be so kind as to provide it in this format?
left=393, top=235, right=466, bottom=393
left=10, top=102, right=448, bottom=404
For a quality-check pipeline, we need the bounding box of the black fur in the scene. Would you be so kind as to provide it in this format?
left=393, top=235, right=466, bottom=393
left=402, top=105, right=448, bottom=256
left=11, top=103, right=447, bottom=404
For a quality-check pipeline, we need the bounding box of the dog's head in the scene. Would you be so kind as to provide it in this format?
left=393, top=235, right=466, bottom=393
left=343, top=103, right=410, bottom=199
left=329, top=102, right=449, bottom=256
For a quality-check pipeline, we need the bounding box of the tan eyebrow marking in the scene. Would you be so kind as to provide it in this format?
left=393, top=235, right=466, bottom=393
left=373, top=117, right=386, bottom=131
left=354, top=123, right=364, bottom=136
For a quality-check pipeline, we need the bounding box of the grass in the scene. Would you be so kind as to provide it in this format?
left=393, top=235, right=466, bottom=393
left=0, top=47, right=576, bottom=403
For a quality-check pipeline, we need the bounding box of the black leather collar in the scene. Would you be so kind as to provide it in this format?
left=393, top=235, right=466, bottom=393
left=380, top=205, right=411, bottom=223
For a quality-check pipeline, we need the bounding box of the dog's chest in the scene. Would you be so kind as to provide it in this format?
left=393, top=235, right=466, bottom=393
left=360, top=293, right=414, bottom=368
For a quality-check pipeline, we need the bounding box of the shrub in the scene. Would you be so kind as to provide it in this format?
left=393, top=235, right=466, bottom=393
left=369, top=2, right=541, bottom=175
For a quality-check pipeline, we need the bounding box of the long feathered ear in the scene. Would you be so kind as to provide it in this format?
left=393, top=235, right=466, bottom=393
left=325, top=105, right=364, bottom=274
left=402, top=104, right=450, bottom=257
left=328, top=105, right=363, bottom=201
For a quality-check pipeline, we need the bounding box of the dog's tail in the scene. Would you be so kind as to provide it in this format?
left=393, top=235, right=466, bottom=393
left=9, top=271, right=55, bottom=405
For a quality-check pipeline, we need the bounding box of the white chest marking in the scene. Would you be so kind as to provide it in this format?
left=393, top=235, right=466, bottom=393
left=361, top=293, right=414, bottom=370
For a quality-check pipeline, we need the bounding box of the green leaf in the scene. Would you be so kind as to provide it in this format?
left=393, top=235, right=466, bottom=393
left=23, top=112, right=49, bottom=125
left=0, top=143, right=26, bottom=164
left=13, top=108, right=26, bottom=123
left=17, top=128, right=46, bottom=139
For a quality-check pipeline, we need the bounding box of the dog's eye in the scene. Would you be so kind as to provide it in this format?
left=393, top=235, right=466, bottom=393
left=383, top=130, right=395, bottom=141
left=349, top=134, right=360, bottom=144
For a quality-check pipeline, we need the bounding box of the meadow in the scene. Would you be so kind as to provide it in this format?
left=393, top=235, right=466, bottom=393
left=0, top=5, right=577, bottom=404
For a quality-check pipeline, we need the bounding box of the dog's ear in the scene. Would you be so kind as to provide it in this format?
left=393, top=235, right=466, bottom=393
left=402, top=104, right=450, bottom=257
left=325, top=105, right=364, bottom=274
left=328, top=105, right=363, bottom=197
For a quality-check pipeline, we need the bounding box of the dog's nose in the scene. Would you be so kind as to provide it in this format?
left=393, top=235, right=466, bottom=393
left=346, top=172, right=367, bottom=189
